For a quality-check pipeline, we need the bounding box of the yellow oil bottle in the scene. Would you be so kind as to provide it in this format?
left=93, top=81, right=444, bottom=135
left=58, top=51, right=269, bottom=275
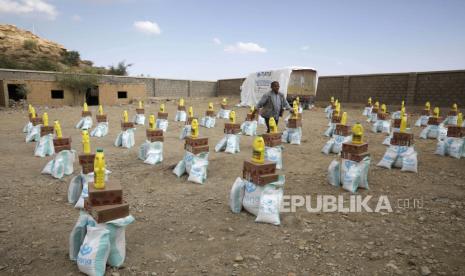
left=188, top=106, right=194, bottom=118
left=457, top=113, right=463, bottom=126
left=269, top=117, right=278, bottom=133
left=139, top=100, right=143, bottom=109
left=251, top=136, right=265, bottom=164
left=401, top=106, right=405, bottom=117
left=381, top=104, right=387, bottom=113
left=222, top=98, right=227, bottom=105
left=208, top=102, right=214, bottom=111
left=340, top=112, right=347, bottom=125
left=28, top=104, right=33, bottom=114
left=160, top=103, right=165, bottom=112
left=43, top=112, right=49, bottom=126
left=425, top=102, right=430, bottom=111
left=179, top=98, right=185, bottom=107
left=293, top=105, right=299, bottom=119
left=54, top=121, right=62, bottom=138
left=352, top=123, right=364, bottom=144
left=401, top=100, right=405, bottom=109
left=31, top=107, right=36, bottom=118
left=334, top=102, right=341, bottom=116
left=330, top=96, right=334, bottom=104
left=93, top=148, right=105, bottom=189
left=82, top=130, right=91, bottom=154
left=400, top=115, right=407, bottom=133
left=296, top=97, right=300, bottom=105
left=452, top=103, right=458, bottom=112
left=98, top=105, right=104, bottom=115
left=83, top=102, right=88, bottom=112
left=149, top=115, right=155, bottom=130
left=433, top=107, right=440, bottom=118
left=229, top=111, right=236, bottom=123
left=368, top=97, right=372, bottom=105
left=123, top=110, right=129, bottom=123
left=250, top=105, right=255, bottom=114
left=191, top=119, right=199, bottom=138
left=374, top=101, right=379, bottom=109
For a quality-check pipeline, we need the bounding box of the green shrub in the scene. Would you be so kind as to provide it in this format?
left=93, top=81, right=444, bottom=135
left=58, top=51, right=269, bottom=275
left=23, top=39, right=38, bottom=50
left=62, top=50, right=80, bottom=66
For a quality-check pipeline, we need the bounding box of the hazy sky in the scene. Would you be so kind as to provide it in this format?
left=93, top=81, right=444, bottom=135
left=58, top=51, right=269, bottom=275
left=1, top=0, right=465, bottom=80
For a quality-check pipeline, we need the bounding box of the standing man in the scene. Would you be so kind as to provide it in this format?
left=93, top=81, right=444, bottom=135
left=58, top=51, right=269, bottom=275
left=256, top=81, right=293, bottom=133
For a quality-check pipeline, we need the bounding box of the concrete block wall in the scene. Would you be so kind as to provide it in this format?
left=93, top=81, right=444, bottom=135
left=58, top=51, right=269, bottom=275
left=217, top=78, right=245, bottom=96
left=316, top=70, right=465, bottom=107
left=190, top=81, right=217, bottom=97
left=154, top=79, right=189, bottom=97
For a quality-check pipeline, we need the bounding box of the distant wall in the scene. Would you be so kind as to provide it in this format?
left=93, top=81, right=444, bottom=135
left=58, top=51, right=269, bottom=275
left=217, top=78, right=245, bottom=96
left=316, top=70, right=465, bottom=107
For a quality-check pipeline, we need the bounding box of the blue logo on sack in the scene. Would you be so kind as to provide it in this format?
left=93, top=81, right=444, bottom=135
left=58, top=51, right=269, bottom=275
left=245, top=182, right=256, bottom=193
left=80, top=244, right=92, bottom=256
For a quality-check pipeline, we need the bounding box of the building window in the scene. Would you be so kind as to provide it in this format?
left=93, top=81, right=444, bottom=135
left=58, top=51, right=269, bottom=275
left=51, top=90, right=64, bottom=99
left=118, top=91, right=128, bottom=99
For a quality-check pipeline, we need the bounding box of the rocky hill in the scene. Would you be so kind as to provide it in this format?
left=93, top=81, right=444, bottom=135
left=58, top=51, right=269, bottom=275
left=0, top=24, right=105, bottom=73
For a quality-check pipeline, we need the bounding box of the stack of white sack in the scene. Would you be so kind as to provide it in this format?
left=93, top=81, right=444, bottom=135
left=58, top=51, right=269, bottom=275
left=76, top=117, right=93, bottom=130
left=324, top=105, right=333, bottom=119
left=362, top=106, right=372, bottom=117
left=442, top=115, right=458, bottom=127
left=367, top=111, right=378, bottom=123
left=175, top=110, right=187, bottom=122
left=372, top=120, right=391, bottom=133
left=25, top=124, right=41, bottom=142
left=34, top=133, right=55, bottom=157
left=435, top=137, right=465, bottom=159
left=70, top=211, right=135, bottom=275
left=90, top=122, right=109, bottom=137
left=200, top=116, right=216, bottom=128
left=217, top=108, right=231, bottom=119
left=229, top=175, right=285, bottom=225
left=215, top=134, right=240, bottom=154
left=133, top=114, right=145, bottom=125
left=114, top=128, right=135, bottom=149
left=42, top=150, right=76, bottom=179
left=415, top=115, right=430, bottom=127
left=240, top=120, right=257, bottom=136
left=23, top=121, right=33, bottom=135
left=321, top=134, right=352, bottom=154
left=377, top=145, right=418, bottom=173
left=327, top=157, right=371, bottom=193
left=68, top=170, right=111, bottom=209
left=382, top=127, right=412, bottom=146
left=324, top=122, right=336, bottom=137
left=419, top=124, right=447, bottom=140
left=282, top=127, right=301, bottom=145
left=156, top=118, right=169, bottom=132
left=138, top=141, right=163, bottom=165
left=173, top=151, right=209, bottom=184
left=179, top=124, right=191, bottom=140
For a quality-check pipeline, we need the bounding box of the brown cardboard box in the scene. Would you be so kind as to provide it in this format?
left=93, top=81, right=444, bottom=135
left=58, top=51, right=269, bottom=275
left=40, top=126, right=54, bottom=137
left=158, top=112, right=168, bottom=119
left=342, top=143, right=368, bottom=154
left=96, top=115, right=108, bottom=123
left=224, top=123, right=241, bottom=134
left=262, top=133, right=282, bottom=147
left=88, top=182, right=123, bottom=206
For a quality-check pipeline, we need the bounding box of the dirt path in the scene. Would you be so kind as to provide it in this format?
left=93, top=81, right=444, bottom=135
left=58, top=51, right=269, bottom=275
left=0, top=97, right=464, bottom=276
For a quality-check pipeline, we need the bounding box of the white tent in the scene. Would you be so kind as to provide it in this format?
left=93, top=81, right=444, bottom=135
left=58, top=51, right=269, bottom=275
left=239, top=66, right=317, bottom=107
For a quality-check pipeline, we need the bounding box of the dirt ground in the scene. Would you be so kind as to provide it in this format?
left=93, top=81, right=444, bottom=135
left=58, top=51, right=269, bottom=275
left=0, top=97, right=464, bottom=276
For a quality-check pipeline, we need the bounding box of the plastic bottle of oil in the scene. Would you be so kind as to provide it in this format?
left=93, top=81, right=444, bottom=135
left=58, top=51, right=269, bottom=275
left=222, top=98, right=227, bottom=105
left=98, top=105, right=104, bottom=115
left=340, top=112, right=347, bottom=125
left=139, top=101, right=143, bottom=109
left=82, top=130, right=91, bottom=154
left=149, top=115, right=155, bottom=130
left=94, top=148, right=105, bottom=189
left=43, top=112, right=49, bottom=126
left=330, top=96, right=334, bottom=104
left=83, top=102, right=88, bottom=112
left=160, top=103, right=165, bottom=112
left=188, top=106, right=194, bottom=118
left=179, top=98, right=185, bottom=107
left=452, top=103, right=458, bottom=112
left=123, top=110, right=129, bottom=123
left=400, top=115, right=407, bottom=133
left=252, top=137, right=265, bottom=164
left=208, top=102, right=214, bottom=111
left=425, top=102, right=430, bottom=111
left=368, top=97, right=372, bottom=105
left=31, top=107, right=36, bottom=118
left=269, top=117, right=278, bottom=133
left=191, top=119, right=199, bottom=138
left=457, top=113, right=463, bottom=126
left=433, top=107, right=440, bottom=118
left=54, top=121, right=62, bottom=138
left=229, top=111, right=236, bottom=123
left=352, top=123, right=364, bottom=144
left=381, top=104, right=387, bottom=113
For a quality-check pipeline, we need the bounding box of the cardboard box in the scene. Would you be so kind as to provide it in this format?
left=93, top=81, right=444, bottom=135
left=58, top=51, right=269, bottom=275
left=146, top=129, right=164, bottom=142
left=224, top=123, right=241, bottom=134
left=262, top=133, right=282, bottom=147
left=96, top=115, right=107, bottom=123
left=205, top=110, right=215, bottom=117
left=243, top=160, right=277, bottom=186
left=377, top=113, right=389, bottom=120
left=447, top=126, right=464, bottom=138
left=121, top=122, right=135, bottom=131
left=186, top=117, right=197, bottom=125
left=331, top=115, right=341, bottom=124
left=158, top=112, right=168, bottom=119
left=341, top=152, right=370, bottom=162
left=178, top=105, right=186, bottom=111
left=421, top=110, right=431, bottom=116
left=79, top=153, right=95, bottom=174
left=88, top=182, right=123, bottom=206
left=40, top=126, right=54, bottom=137
left=136, top=108, right=145, bottom=114
left=31, top=117, right=43, bottom=126
left=82, top=111, right=92, bottom=117
left=221, top=104, right=228, bottom=110
left=85, top=199, right=129, bottom=223
left=427, top=117, right=442, bottom=126
left=342, top=142, right=368, bottom=155
left=288, top=118, right=302, bottom=128
left=390, top=132, right=414, bottom=146
left=334, top=124, right=351, bottom=136
left=53, top=137, right=71, bottom=153
left=246, top=113, right=257, bottom=121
